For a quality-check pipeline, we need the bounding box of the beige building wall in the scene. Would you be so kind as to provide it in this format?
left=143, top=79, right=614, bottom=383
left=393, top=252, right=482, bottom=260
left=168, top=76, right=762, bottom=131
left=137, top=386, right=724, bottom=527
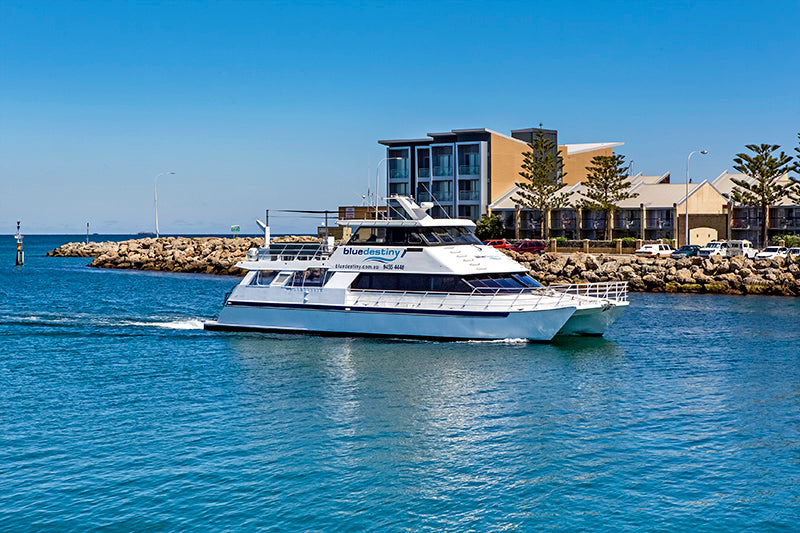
left=560, top=146, right=614, bottom=186
left=488, top=133, right=527, bottom=203
left=673, top=182, right=726, bottom=215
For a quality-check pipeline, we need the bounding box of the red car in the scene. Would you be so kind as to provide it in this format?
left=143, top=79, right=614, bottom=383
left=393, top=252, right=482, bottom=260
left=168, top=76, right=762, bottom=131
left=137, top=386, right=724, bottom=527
left=510, top=240, right=546, bottom=254
left=484, top=239, right=512, bottom=249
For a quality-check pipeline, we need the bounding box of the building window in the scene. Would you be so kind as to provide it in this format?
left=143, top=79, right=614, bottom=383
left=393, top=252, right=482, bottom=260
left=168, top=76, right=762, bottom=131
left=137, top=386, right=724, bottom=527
left=458, top=179, right=479, bottom=201
left=416, top=184, right=431, bottom=202
left=417, top=147, right=430, bottom=179
left=389, top=182, right=409, bottom=196
left=458, top=144, right=480, bottom=175
left=432, top=145, right=453, bottom=177
left=431, top=205, right=452, bottom=218
left=388, top=148, right=409, bottom=179
left=458, top=204, right=479, bottom=221
left=430, top=180, right=453, bottom=202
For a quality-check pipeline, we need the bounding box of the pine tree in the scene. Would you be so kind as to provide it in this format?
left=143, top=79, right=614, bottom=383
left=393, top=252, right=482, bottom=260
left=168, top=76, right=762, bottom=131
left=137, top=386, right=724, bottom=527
left=513, top=129, right=569, bottom=239
left=579, top=154, right=638, bottom=240
left=789, top=133, right=800, bottom=203
left=728, top=143, right=794, bottom=247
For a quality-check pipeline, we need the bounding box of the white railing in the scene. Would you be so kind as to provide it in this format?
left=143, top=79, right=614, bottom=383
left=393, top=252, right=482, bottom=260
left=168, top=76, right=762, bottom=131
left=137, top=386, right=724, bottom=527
left=249, top=243, right=334, bottom=262
left=348, top=287, right=561, bottom=313
left=347, top=282, right=628, bottom=313
left=547, top=281, right=628, bottom=302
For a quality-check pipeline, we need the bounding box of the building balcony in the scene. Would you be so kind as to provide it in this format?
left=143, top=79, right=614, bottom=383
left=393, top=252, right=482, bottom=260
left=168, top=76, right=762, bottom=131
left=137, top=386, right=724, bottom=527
left=458, top=190, right=479, bottom=202
left=644, top=219, right=673, bottom=230
left=432, top=192, right=453, bottom=202
left=458, top=165, right=480, bottom=176
left=769, top=218, right=800, bottom=230
left=389, top=169, right=409, bottom=180
left=417, top=168, right=430, bottom=178
left=582, top=220, right=606, bottom=230
left=433, top=166, right=453, bottom=177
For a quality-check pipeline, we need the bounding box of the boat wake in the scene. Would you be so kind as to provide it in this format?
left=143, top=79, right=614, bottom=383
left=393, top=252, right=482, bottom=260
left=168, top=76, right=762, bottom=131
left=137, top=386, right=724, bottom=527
left=465, top=338, right=530, bottom=345
left=126, top=318, right=205, bottom=330
left=1, top=313, right=206, bottom=331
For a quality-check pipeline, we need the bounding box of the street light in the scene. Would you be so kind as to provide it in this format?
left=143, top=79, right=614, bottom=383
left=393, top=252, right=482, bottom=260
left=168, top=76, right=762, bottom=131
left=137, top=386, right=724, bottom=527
left=154, top=171, right=175, bottom=237
left=685, top=150, right=708, bottom=245
left=375, top=157, right=402, bottom=219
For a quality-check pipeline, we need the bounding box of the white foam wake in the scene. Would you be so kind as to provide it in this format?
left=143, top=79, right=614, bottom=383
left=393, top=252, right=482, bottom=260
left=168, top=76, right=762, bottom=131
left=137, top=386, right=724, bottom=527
left=128, top=318, right=205, bottom=330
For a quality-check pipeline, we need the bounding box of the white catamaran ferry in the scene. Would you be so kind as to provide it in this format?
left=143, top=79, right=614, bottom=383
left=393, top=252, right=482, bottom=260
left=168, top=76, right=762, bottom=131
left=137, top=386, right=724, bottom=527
left=204, top=196, right=628, bottom=341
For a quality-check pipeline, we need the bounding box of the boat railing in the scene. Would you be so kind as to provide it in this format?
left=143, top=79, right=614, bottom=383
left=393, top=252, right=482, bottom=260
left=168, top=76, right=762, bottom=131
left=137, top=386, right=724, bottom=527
left=547, top=281, right=628, bottom=303
left=247, top=242, right=334, bottom=262
left=348, top=287, right=573, bottom=313
left=347, top=281, right=627, bottom=312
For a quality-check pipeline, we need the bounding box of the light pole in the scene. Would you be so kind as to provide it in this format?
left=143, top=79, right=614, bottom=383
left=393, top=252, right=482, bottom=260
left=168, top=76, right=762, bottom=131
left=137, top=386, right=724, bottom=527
left=154, top=171, right=175, bottom=237
left=685, top=150, right=707, bottom=245
left=375, top=157, right=402, bottom=219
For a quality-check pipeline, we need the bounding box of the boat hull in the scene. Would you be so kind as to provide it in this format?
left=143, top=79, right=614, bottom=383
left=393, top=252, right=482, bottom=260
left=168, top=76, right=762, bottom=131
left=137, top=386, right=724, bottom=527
left=556, top=302, right=629, bottom=336
left=205, top=302, right=576, bottom=342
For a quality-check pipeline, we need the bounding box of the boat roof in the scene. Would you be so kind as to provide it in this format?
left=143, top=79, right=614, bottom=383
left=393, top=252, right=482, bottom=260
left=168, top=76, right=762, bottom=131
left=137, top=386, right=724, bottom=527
left=337, top=196, right=476, bottom=229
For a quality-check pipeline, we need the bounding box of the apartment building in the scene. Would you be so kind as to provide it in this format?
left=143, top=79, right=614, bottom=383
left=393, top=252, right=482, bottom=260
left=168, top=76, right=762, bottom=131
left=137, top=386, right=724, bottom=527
left=379, top=127, right=621, bottom=222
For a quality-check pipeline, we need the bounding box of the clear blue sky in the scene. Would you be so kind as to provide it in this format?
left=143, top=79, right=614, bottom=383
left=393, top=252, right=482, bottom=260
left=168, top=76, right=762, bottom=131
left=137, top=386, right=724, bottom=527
left=2, top=0, right=798, bottom=234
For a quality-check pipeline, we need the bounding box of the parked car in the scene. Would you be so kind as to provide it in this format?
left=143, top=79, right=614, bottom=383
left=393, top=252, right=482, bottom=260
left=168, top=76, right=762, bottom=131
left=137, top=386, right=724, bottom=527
left=510, top=240, right=546, bottom=254
left=726, top=239, right=758, bottom=258
left=635, top=243, right=674, bottom=257
left=698, top=241, right=728, bottom=258
left=788, top=247, right=800, bottom=257
left=670, top=244, right=701, bottom=259
left=484, top=239, right=512, bottom=249
left=755, top=246, right=788, bottom=260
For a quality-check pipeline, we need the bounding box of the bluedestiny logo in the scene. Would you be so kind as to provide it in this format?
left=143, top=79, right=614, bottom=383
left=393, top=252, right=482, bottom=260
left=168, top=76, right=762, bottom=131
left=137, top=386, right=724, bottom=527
left=342, top=247, right=402, bottom=263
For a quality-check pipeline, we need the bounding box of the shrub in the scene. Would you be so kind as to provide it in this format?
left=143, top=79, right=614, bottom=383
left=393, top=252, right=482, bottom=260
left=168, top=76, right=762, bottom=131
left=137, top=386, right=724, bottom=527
left=555, top=236, right=568, bottom=244
left=771, top=234, right=800, bottom=248
left=620, top=237, right=637, bottom=247
left=475, top=213, right=504, bottom=240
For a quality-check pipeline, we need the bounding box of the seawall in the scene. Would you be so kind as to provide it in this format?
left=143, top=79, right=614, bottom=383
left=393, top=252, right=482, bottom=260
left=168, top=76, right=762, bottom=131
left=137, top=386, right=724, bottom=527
left=46, top=236, right=320, bottom=276
left=504, top=250, right=800, bottom=296
left=46, top=238, right=800, bottom=295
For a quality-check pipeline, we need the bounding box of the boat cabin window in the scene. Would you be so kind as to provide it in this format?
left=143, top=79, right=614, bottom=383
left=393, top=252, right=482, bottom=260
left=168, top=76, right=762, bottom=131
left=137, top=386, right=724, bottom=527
left=273, top=272, right=292, bottom=285
left=250, top=270, right=279, bottom=286
left=287, top=268, right=331, bottom=287
left=352, top=273, right=471, bottom=293
left=346, top=226, right=481, bottom=246
left=351, top=272, right=541, bottom=293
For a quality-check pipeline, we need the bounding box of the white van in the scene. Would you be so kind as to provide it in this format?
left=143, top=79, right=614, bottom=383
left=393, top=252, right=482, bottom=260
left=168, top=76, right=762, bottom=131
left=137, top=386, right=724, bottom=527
left=698, top=241, right=728, bottom=258
left=727, top=240, right=757, bottom=258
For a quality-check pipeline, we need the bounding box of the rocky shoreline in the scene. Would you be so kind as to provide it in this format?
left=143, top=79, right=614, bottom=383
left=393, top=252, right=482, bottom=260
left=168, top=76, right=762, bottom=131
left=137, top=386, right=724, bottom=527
left=46, top=236, right=321, bottom=276
left=46, top=237, right=800, bottom=296
left=504, top=250, right=800, bottom=296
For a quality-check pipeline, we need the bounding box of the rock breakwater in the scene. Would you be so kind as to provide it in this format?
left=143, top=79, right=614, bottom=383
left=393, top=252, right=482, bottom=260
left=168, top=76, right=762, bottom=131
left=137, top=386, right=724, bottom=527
left=47, top=238, right=800, bottom=295
left=47, top=236, right=321, bottom=275
left=504, top=250, right=800, bottom=296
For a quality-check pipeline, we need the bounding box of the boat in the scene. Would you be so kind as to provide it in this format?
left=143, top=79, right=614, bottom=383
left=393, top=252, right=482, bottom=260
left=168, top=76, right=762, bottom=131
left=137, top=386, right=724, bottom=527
left=204, top=196, right=628, bottom=341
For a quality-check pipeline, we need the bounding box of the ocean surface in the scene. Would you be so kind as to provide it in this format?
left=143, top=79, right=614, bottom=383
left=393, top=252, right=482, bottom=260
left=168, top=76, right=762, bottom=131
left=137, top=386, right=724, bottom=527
left=1, top=235, right=799, bottom=532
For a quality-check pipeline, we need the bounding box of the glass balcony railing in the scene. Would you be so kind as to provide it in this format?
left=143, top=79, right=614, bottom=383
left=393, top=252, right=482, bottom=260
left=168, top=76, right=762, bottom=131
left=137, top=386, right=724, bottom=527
left=433, top=166, right=453, bottom=177
left=645, top=219, right=672, bottom=229
left=458, top=165, right=480, bottom=176
left=389, top=168, right=409, bottom=180
left=417, top=168, right=430, bottom=178
left=458, top=190, right=479, bottom=201
left=416, top=191, right=431, bottom=202
left=432, top=192, right=453, bottom=202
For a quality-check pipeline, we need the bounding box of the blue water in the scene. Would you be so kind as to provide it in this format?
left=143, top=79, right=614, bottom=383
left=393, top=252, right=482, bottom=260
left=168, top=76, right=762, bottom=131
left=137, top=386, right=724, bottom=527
left=1, top=235, right=799, bottom=531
